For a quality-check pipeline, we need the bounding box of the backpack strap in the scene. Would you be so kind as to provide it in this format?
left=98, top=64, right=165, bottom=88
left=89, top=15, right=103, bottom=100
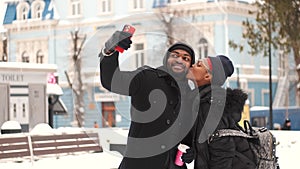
left=208, top=129, right=257, bottom=144
left=197, top=86, right=226, bottom=144
left=244, top=120, right=256, bottom=136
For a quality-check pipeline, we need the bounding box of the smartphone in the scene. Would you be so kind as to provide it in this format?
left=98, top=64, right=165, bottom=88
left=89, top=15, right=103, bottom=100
left=115, top=24, right=135, bottom=53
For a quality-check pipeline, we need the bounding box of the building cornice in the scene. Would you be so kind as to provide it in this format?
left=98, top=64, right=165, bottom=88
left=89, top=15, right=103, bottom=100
left=4, top=20, right=59, bottom=32
left=0, top=62, right=57, bottom=72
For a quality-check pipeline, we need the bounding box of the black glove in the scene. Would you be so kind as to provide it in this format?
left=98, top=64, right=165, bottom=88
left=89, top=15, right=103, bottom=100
left=104, top=31, right=132, bottom=54
left=181, top=148, right=194, bottom=164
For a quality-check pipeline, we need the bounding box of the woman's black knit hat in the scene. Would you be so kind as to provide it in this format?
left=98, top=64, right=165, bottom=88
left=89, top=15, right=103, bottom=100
left=207, top=55, right=234, bottom=86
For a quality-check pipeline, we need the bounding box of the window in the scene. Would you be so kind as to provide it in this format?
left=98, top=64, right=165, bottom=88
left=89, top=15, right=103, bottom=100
left=278, top=45, right=286, bottom=77
left=101, top=102, right=116, bottom=127
left=22, top=7, right=28, bottom=20
left=239, top=78, right=248, bottom=91
left=262, top=89, right=269, bottom=107
left=171, top=0, right=187, bottom=3
left=31, top=1, right=45, bottom=19
left=152, top=0, right=169, bottom=8
left=36, top=50, right=44, bottom=63
left=251, top=116, right=267, bottom=127
left=131, top=0, right=144, bottom=10
left=22, top=51, right=30, bottom=63
left=22, top=103, right=26, bottom=118
left=135, top=43, right=145, bottom=68
left=71, top=0, right=81, bottom=16
left=197, top=38, right=208, bottom=60
left=21, top=6, right=29, bottom=20
left=17, top=2, right=30, bottom=21
left=36, top=5, right=42, bottom=18
left=1, top=35, right=8, bottom=62
left=99, top=0, right=111, bottom=13
left=13, top=103, right=17, bottom=118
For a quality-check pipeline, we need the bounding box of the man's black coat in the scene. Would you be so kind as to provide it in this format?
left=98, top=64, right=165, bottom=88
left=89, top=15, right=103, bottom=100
left=99, top=51, right=194, bottom=169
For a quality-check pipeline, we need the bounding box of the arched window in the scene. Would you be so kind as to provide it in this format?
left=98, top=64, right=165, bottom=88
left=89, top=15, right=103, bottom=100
left=36, top=50, right=44, bottom=63
left=17, top=3, right=30, bottom=20
left=21, top=6, right=29, bottom=20
left=1, top=34, right=8, bottom=62
left=22, top=51, right=30, bottom=63
left=32, top=1, right=45, bottom=19
left=197, top=38, right=208, bottom=60
left=35, top=4, right=42, bottom=19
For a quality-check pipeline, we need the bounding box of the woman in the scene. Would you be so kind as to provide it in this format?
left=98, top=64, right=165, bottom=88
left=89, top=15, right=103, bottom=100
left=184, top=55, right=256, bottom=169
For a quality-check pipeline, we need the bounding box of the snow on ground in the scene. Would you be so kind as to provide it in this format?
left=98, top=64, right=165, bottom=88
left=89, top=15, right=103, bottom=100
left=271, top=130, right=300, bottom=169
left=0, top=130, right=299, bottom=169
left=0, top=151, right=122, bottom=169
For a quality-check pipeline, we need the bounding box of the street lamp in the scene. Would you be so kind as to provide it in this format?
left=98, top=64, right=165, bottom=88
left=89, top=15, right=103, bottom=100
left=268, top=3, right=273, bottom=130
left=236, top=67, right=240, bottom=89
left=48, top=95, right=59, bottom=128
left=47, top=73, right=63, bottom=128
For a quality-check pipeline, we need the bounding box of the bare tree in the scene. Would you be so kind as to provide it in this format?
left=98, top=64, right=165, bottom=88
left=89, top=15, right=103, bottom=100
left=65, top=29, right=86, bottom=127
left=155, top=3, right=189, bottom=47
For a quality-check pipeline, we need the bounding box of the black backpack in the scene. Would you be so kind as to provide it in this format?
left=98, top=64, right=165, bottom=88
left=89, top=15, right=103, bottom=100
left=209, top=120, right=279, bottom=169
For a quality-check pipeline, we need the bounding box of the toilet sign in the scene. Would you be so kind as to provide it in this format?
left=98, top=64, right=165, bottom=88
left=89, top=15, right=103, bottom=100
left=47, top=73, right=57, bottom=84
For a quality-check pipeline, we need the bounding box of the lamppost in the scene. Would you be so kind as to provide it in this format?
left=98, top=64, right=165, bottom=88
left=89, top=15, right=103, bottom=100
left=268, top=2, right=273, bottom=130
left=236, top=67, right=240, bottom=89
left=47, top=73, right=63, bottom=128
left=48, top=95, right=59, bottom=128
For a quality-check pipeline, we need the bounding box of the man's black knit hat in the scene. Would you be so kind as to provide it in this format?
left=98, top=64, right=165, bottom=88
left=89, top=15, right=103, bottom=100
left=163, top=42, right=195, bottom=67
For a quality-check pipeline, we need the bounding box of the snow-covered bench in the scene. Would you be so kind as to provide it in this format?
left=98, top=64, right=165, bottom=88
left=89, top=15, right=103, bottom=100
left=0, top=134, right=31, bottom=160
left=0, top=132, right=102, bottom=161
left=31, top=132, right=102, bottom=157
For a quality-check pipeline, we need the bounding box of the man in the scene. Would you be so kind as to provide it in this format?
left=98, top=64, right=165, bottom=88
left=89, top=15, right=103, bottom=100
left=184, top=55, right=256, bottom=169
left=99, top=30, right=196, bottom=169
left=282, top=118, right=291, bottom=130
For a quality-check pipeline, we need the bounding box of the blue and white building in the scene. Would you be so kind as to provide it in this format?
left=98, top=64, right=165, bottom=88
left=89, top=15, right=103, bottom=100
left=1, top=0, right=298, bottom=129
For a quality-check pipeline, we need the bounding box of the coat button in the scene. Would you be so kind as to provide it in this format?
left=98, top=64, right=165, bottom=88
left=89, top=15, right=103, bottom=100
left=166, top=119, right=171, bottom=125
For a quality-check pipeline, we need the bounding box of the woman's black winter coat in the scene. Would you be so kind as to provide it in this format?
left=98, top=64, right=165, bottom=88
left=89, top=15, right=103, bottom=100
left=192, top=85, right=256, bottom=169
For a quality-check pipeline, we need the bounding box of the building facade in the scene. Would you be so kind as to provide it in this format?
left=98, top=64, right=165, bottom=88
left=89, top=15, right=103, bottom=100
left=1, top=0, right=298, bottom=128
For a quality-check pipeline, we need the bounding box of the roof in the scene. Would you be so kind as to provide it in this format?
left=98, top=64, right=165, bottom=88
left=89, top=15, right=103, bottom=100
left=3, top=0, right=55, bottom=25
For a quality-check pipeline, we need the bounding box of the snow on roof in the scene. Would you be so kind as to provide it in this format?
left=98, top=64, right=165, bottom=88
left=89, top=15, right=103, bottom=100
left=1, top=120, right=21, bottom=130
left=30, top=123, right=55, bottom=135
left=250, top=106, right=269, bottom=111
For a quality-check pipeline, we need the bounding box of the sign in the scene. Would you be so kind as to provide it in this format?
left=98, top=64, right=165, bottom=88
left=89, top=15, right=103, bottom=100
left=94, top=93, right=120, bottom=102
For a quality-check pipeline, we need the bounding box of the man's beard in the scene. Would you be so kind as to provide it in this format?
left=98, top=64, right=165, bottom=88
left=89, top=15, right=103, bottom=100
left=167, top=66, right=188, bottom=81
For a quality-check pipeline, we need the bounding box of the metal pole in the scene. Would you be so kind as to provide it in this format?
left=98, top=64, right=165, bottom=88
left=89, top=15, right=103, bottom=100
left=268, top=2, right=273, bottom=130
left=237, top=67, right=240, bottom=89
left=48, top=96, right=54, bottom=128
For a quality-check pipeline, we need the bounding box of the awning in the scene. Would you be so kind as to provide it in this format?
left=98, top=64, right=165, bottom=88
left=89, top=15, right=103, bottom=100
left=53, top=98, right=68, bottom=115
left=47, top=83, right=63, bottom=96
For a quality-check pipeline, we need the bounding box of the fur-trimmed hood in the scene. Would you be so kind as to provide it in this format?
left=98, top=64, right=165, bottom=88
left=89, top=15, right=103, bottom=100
left=225, top=88, right=248, bottom=123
